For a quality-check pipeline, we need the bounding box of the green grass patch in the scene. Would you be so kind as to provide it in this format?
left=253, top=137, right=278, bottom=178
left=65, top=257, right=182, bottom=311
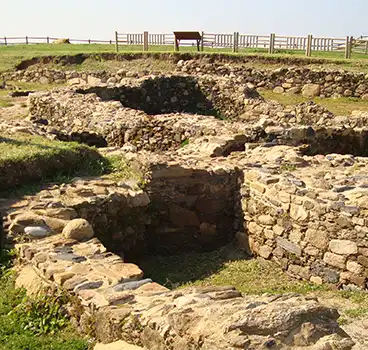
left=141, top=245, right=326, bottom=294
left=104, top=155, right=144, bottom=185
left=0, top=251, right=88, bottom=350
left=260, top=90, right=368, bottom=115
left=0, top=133, right=108, bottom=194
left=7, top=80, right=65, bottom=91
left=2, top=44, right=368, bottom=74
left=0, top=90, right=13, bottom=108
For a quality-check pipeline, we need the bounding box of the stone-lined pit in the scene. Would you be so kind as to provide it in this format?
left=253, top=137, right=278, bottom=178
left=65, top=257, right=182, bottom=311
left=22, top=74, right=368, bottom=291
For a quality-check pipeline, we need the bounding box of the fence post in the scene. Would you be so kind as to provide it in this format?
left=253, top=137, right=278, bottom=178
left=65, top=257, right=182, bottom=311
left=345, top=36, right=351, bottom=59
left=143, top=31, right=149, bottom=51
left=365, top=40, right=368, bottom=55
left=201, top=31, right=204, bottom=51
left=88, top=39, right=91, bottom=44
left=306, top=34, right=313, bottom=57
left=4, top=37, right=6, bottom=46
left=233, top=32, right=239, bottom=53
left=25, top=36, right=28, bottom=45
left=350, top=36, right=353, bottom=58
left=47, top=36, right=49, bottom=44
left=268, top=33, right=275, bottom=54
left=115, top=31, right=119, bottom=52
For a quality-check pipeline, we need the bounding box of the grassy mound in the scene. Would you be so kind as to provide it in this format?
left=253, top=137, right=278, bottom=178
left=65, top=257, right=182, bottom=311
left=0, top=133, right=107, bottom=192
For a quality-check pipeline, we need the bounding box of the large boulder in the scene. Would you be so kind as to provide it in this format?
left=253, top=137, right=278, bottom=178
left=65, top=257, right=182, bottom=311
left=62, top=218, right=94, bottom=241
left=302, top=84, right=321, bottom=98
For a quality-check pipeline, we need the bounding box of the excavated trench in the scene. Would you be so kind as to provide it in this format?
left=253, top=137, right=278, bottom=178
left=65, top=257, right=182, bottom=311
left=78, top=76, right=221, bottom=116
left=86, top=166, right=244, bottom=262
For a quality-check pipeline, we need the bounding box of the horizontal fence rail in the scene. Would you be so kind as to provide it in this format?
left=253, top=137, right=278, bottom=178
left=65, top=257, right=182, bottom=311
left=0, top=36, right=114, bottom=45
left=0, top=33, right=363, bottom=59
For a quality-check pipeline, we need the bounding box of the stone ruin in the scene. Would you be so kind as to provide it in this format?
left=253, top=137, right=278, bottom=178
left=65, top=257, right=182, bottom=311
left=2, top=67, right=368, bottom=349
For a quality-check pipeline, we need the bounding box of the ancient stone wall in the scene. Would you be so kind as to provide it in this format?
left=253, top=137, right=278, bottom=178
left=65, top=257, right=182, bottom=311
left=144, top=164, right=242, bottom=254
left=179, top=60, right=368, bottom=99
left=5, top=177, right=356, bottom=349
left=238, top=154, right=368, bottom=289
left=4, top=62, right=368, bottom=99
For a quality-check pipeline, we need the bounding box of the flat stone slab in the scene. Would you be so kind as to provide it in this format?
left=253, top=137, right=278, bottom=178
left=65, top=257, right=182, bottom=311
left=94, top=341, right=144, bottom=350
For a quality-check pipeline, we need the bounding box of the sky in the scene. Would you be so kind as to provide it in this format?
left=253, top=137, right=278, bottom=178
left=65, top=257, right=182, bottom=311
left=1, top=0, right=367, bottom=41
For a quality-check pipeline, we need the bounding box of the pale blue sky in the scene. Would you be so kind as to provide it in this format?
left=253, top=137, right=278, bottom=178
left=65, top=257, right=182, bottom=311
left=1, top=0, right=366, bottom=40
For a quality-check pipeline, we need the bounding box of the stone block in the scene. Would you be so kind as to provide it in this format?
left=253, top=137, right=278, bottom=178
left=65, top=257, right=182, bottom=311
left=310, top=276, right=323, bottom=285
left=54, top=272, right=76, bottom=285
left=329, top=240, right=358, bottom=255
left=288, top=264, right=311, bottom=280
left=248, top=221, right=264, bottom=235
left=276, top=237, right=302, bottom=256
left=259, top=245, right=273, bottom=259
left=273, top=225, right=285, bottom=236
left=302, top=84, right=321, bottom=98
left=290, top=204, right=309, bottom=222
left=257, top=215, right=275, bottom=226
left=305, top=229, right=329, bottom=249
left=346, top=261, right=364, bottom=275
left=357, top=255, right=368, bottom=268
left=323, top=252, right=346, bottom=270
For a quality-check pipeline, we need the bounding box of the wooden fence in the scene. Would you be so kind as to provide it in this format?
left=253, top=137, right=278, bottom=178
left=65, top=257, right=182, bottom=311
left=0, top=36, right=113, bottom=45
left=0, top=33, right=363, bottom=59
left=115, top=31, right=356, bottom=58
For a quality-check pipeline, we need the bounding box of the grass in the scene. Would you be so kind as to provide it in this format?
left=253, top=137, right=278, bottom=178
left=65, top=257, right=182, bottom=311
left=141, top=245, right=325, bottom=294
left=2, top=44, right=368, bottom=73
left=141, top=244, right=368, bottom=325
left=0, top=251, right=89, bottom=350
left=260, top=90, right=368, bottom=115
left=103, top=155, right=144, bottom=186
left=0, top=81, right=64, bottom=113
left=0, top=133, right=108, bottom=194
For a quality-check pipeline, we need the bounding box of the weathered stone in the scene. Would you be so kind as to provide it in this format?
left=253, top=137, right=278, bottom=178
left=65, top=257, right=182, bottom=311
left=273, top=86, right=285, bottom=94
left=302, top=84, right=321, bottom=98
left=259, top=245, right=273, bottom=259
left=323, top=252, right=346, bottom=270
left=357, top=255, right=368, bottom=268
left=346, top=261, right=364, bottom=275
left=43, top=217, right=68, bottom=234
left=329, top=240, right=358, bottom=255
left=310, top=276, right=323, bottom=285
left=24, top=225, right=52, bottom=238
left=54, top=272, right=75, bottom=285
left=276, top=237, right=302, bottom=256
left=248, top=221, right=263, bottom=235
left=288, top=264, right=311, bottom=280
left=62, top=219, right=94, bottom=241
left=87, top=76, right=102, bottom=86
left=305, top=229, right=329, bottom=249
left=15, top=266, right=49, bottom=296
left=109, top=263, right=143, bottom=282
left=290, top=204, right=309, bottom=222
left=257, top=214, right=275, bottom=226
left=94, top=341, right=144, bottom=350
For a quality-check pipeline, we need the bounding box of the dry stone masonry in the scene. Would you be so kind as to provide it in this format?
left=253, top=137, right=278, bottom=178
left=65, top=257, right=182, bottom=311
left=3, top=58, right=368, bottom=99
left=3, top=59, right=368, bottom=349
left=19, top=76, right=368, bottom=290
left=4, top=177, right=355, bottom=349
